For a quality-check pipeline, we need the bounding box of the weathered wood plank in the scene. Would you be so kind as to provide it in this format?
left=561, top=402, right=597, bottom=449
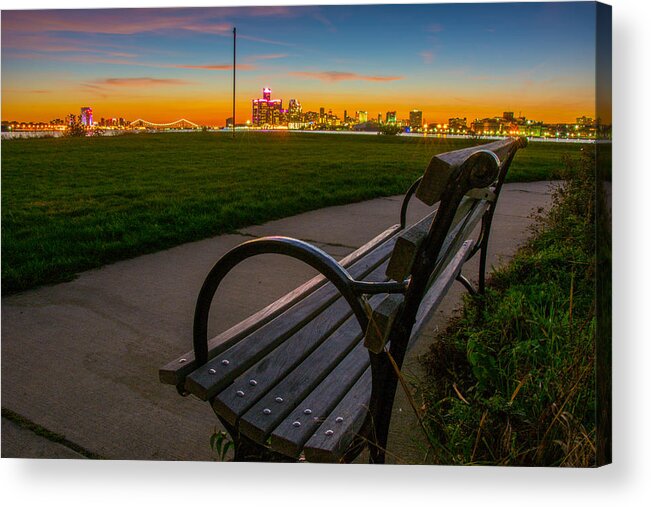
left=414, top=155, right=456, bottom=207
left=408, top=240, right=474, bottom=349
left=363, top=293, right=404, bottom=354
left=415, top=138, right=519, bottom=205
left=237, top=320, right=375, bottom=446
left=184, top=233, right=398, bottom=401
left=212, top=265, right=389, bottom=427
left=385, top=211, right=436, bottom=282
left=428, top=201, right=487, bottom=282
left=269, top=343, right=371, bottom=457
left=385, top=196, right=478, bottom=282
left=159, top=224, right=400, bottom=387
left=303, top=368, right=373, bottom=463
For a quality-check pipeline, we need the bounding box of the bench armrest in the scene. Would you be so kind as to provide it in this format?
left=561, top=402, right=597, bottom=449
left=192, top=236, right=406, bottom=366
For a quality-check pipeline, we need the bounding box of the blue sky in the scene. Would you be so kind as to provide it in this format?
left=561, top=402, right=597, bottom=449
left=1, top=2, right=599, bottom=124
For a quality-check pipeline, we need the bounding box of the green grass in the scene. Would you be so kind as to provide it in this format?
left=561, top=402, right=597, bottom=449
left=2, top=132, right=581, bottom=294
left=419, top=152, right=597, bottom=466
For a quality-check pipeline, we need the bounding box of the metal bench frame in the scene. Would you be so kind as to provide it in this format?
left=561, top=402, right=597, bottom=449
left=160, top=137, right=527, bottom=463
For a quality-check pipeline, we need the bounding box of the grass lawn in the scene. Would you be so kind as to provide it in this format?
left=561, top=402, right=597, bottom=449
left=2, top=131, right=583, bottom=294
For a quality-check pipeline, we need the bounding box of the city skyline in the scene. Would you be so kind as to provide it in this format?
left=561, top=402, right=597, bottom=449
left=2, top=3, right=600, bottom=125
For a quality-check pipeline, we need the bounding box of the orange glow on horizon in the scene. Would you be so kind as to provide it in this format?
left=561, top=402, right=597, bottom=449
left=1, top=90, right=596, bottom=126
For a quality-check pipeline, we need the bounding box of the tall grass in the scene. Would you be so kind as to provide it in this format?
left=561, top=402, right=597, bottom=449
left=420, top=151, right=597, bottom=466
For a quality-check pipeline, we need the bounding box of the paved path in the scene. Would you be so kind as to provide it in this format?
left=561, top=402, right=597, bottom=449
left=1, top=181, right=557, bottom=461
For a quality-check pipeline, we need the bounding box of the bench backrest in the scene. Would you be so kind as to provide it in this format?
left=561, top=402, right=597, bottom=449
left=364, top=137, right=527, bottom=353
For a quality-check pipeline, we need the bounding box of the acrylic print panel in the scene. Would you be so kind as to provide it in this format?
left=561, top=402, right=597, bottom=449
left=1, top=1, right=611, bottom=466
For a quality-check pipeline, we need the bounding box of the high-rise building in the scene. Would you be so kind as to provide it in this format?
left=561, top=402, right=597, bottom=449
left=409, top=110, right=423, bottom=129
left=503, top=111, right=514, bottom=122
left=385, top=111, right=397, bottom=124
left=80, top=107, right=93, bottom=126
left=448, top=117, right=467, bottom=131
left=288, top=99, right=302, bottom=122
left=319, top=107, right=325, bottom=123
left=356, top=111, right=368, bottom=123
left=287, top=99, right=305, bottom=128
left=252, top=88, right=283, bottom=127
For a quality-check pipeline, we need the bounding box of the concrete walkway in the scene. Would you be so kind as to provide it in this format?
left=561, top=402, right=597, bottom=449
left=1, top=181, right=556, bottom=461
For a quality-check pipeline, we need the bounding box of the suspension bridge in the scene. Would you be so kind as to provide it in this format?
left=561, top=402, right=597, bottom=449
left=128, top=118, right=201, bottom=130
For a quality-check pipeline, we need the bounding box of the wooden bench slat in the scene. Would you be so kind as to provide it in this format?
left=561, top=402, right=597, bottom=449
left=415, top=138, right=515, bottom=205
left=385, top=195, right=480, bottom=282
left=159, top=224, right=400, bottom=387
left=429, top=201, right=487, bottom=281
left=212, top=262, right=390, bottom=428
left=408, top=240, right=474, bottom=349
left=211, top=299, right=353, bottom=427
left=269, top=342, right=370, bottom=457
left=184, top=232, right=399, bottom=401
left=303, top=368, right=373, bottom=463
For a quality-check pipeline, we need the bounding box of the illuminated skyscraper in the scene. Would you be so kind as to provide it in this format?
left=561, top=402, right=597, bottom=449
left=252, top=88, right=283, bottom=127
left=288, top=99, right=304, bottom=128
left=385, top=111, right=397, bottom=124
left=356, top=111, right=368, bottom=123
left=80, top=107, right=93, bottom=126
left=409, top=110, right=423, bottom=129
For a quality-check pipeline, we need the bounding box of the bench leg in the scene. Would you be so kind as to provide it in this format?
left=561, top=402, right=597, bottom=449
left=367, top=349, right=405, bottom=464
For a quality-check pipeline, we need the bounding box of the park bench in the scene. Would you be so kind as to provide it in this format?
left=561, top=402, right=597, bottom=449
left=159, top=136, right=527, bottom=463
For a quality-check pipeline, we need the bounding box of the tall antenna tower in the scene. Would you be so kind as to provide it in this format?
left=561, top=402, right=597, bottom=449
left=232, top=27, right=236, bottom=138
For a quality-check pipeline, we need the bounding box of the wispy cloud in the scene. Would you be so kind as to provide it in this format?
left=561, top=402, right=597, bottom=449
left=87, top=77, right=191, bottom=88
left=312, top=10, right=337, bottom=33
left=1, top=33, right=139, bottom=57
left=427, top=23, right=444, bottom=33
left=2, top=10, right=227, bottom=36
left=289, top=71, right=403, bottom=82
left=173, top=63, right=254, bottom=70
left=420, top=51, right=435, bottom=64
left=245, top=53, right=289, bottom=61
left=2, top=10, right=296, bottom=50
left=5, top=50, right=253, bottom=71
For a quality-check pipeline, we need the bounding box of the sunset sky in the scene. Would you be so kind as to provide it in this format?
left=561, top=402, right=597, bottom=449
left=1, top=2, right=598, bottom=125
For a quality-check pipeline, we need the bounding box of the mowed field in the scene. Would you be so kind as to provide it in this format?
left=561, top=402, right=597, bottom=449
left=2, top=132, right=583, bottom=293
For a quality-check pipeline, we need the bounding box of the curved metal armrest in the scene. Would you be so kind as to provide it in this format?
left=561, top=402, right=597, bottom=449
left=400, top=176, right=423, bottom=229
left=192, top=236, right=406, bottom=365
